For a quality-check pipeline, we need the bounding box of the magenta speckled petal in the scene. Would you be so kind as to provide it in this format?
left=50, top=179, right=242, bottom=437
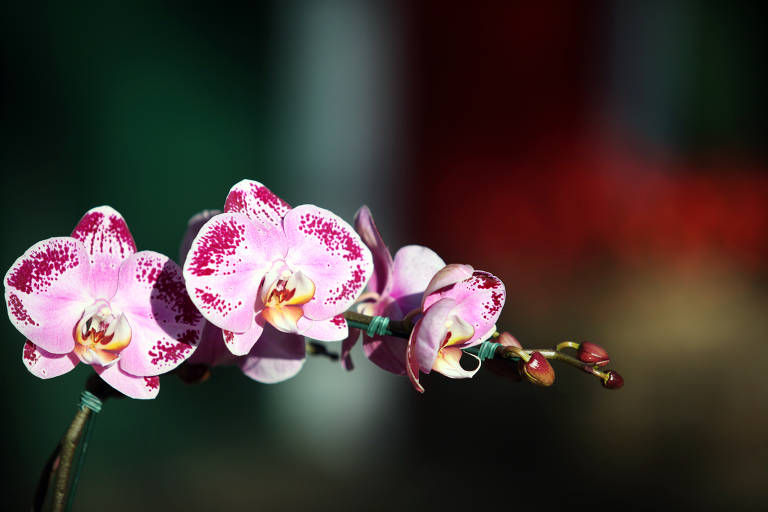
left=22, top=341, right=79, bottom=379
left=239, top=325, right=306, bottom=383
left=223, top=180, right=291, bottom=228
left=298, top=314, right=348, bottom=342
left=422, top=264, right=474, bottom=310
left=222, top=316, right=265, bottom=356
left=283, top=205, right=373, bottom=320
left=111, top=252, right=203, bottom=376
left=95, top=364, right=159, bottom=399
left=71, top=206, right=136, bottom=299
left=4, top=237, right=92, bottom=354
left=353, top=206, right=393, bottom=296
left=179, top=210, right=221, bottom=265
left=389, top=245, right=445, bottom=314
left=184, top=212, right=286, bottom=333
left=422, top=271, right=505, bottom=346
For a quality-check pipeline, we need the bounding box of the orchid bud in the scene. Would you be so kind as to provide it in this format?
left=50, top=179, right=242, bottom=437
left=497, top=331, right=522, bottom=348
left=520, top=351, right=555, bottom=387
left=601, top=370, right=624, bottom=390
left=577, top=342, right=610, bottom=366
left=483, top=332, right=525, bottom=380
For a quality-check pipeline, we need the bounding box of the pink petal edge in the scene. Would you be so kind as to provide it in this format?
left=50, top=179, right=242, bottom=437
left=22, top=341, right=79, bottom=379
left=179, top=209, right=221, bottom=265
left=111, top=251, right=203, bottom=376
left=223, top=315, right=266, bottom=356
left=422, top=264, right=474, bottom=308
left=283, top=205, right=373, bottom=320
left=353, top=206, right=394, bottom=296
left=95, top=364, right=159, bottom=399
left=238, top=325, right=306, bottom=383
left=4, top=237, right=92, bottom=354
left=71, top=206, right=136, bottom=299
left=224, top=180, right=291, bottom=228
left=298, top=314, right=349, bottom=342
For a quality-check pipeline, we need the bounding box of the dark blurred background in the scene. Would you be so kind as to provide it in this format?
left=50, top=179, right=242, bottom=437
left=2, top=1, right=767, bottom=510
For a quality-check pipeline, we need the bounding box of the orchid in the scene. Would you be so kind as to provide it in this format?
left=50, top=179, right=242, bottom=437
left=341, top=206, right=445, bottom=373
left=179, top=210, right=308, bottom=383
left=183, top=180, right=373, bottom=366
left=3, top=182, right=624, bottom=512
left=4, top=206, right=203, bottom=399
left=405, top=264, right=506, bottom=393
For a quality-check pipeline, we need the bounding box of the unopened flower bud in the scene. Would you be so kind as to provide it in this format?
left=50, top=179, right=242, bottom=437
left=577, top=342, right=610, bottom=367
left=601, top=370, right=624, bottom=390
left=520, top=351, right=555, bottom=387
left=497, top=332, right=522, bottom=348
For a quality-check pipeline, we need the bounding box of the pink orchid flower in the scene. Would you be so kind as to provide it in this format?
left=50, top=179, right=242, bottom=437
left=183, top=180, right=373, bottom=363
left=341, top=206, right=445, bottom=374
left=5, top=207, right=203, bottom=399
left=179, top=210, right=307, bottom=383
left=406, top=264, right=506, bottom=393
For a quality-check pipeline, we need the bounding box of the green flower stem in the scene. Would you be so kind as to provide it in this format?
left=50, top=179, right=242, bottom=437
left=343, top=311, right=412, bottom=338
left=47, top=374, right=120, bottom=512
left=52, top=407, right=91, bottom=512
left=343, top=311, right=617, bottom=381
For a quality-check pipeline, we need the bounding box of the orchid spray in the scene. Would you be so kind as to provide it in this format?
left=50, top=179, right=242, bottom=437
left=5, top=180, right=623, bottom=511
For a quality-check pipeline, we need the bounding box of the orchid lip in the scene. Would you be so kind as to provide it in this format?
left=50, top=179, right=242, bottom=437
left=259, top=264, right=316, bottom=332
left=73, top=299, right=132, bottom=366
left=440, top=314, right=474, bottom=349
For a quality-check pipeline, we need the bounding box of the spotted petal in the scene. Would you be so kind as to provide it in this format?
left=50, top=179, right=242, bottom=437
left=22, top=341, right=79, bottom=379
left=298, top=314, right=348, bottom=342
left=422, top=271, right=505, bottom=346
left=224, top=180, right=291, bottom=228
left=422, top=264, right=474, bottom=308
left=71, top=206, right=136, bottom=299
left=239, top=325, right=306, bottom=383
left=179, top=210, right=221, bottom=265
left=4, top=237, right=92, bottom=354
left=95, top=364, right=159, bottom=399
left=111, top=252, right=203, bottom=376
left=184, top=212, right=287, bottom=332
left=354, top=206, right=393, bottom=296
left=222, top=316, right=266, bottom=356
left=283, top=205, right=373, bottom=320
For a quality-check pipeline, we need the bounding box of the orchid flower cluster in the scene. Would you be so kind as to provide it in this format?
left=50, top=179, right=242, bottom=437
left=6, top=180, right=623, bottom=400
left=8, top=179, right=625, bottom=511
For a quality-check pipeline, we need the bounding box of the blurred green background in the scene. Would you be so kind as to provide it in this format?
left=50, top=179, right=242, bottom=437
left=2, top=1, right=768, bottom=511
